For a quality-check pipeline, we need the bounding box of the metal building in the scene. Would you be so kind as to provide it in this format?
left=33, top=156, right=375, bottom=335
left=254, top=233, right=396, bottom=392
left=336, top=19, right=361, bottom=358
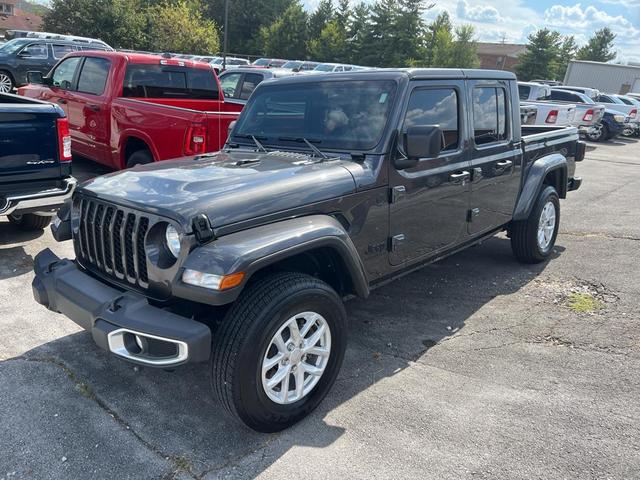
left=564, top=60, right=640, bottom=94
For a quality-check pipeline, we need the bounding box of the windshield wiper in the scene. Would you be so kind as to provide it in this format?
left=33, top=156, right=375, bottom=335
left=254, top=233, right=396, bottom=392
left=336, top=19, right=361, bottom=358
left=277, top=137, right=329, bottom=160
left=233, top=133, right=268, bottom=152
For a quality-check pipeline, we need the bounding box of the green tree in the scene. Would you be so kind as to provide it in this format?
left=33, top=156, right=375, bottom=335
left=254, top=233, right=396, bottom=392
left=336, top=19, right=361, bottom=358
left=308, top=19, right=347, bottom=62
left=335, top=0, right=351, bottom=31
left=309, top=0, right=333, bottom=40
left=43, top=0, right=147, bottom=49
left=206, top=0, right=293, bottom=55
left=515, top=28, right=562, bottom=81
left=577, top=27, right=617, bottom=62
left=360, top=0, right=400, bottom=67
left=557, top=35, right=578, bottom=79
left=393, top=0, right=430, bottom=66
left=425, top=12, right=453, bottom=67
left=147, top=0, right=220, bottom=54
left=346, top=2, right=371, bottom=64
left=449, top=25, right=479, bottom=68
left=260, top=1, right=309, bottom=59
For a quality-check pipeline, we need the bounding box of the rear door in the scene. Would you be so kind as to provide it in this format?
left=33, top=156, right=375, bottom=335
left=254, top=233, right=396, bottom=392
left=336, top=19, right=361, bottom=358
left=389, top=80, right=471, bottom=265
left=467, top=81, right=522, bottom=235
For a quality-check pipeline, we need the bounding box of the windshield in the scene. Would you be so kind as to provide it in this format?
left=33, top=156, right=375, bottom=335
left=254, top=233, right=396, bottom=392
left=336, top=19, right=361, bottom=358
left=253, top=58, right=270, bottom=66
left=314, top=64, right=336, bottom=72
left=282, top=61, right=302, bottom=69
left=231, top=80, right=397, bottom=151
left=0, top=39, right=28, bottom=54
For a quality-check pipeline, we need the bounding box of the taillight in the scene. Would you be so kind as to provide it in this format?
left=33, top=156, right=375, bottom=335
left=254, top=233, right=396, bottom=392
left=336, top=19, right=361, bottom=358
left=630, top=108, right=637, bottom=119
left=185, top=124, right=207, bottom=155
left=56, top=117, right=72, bottom=163
left=545, top=110, right=559, bottom=124
left=583, top=109, right=594, bottom=122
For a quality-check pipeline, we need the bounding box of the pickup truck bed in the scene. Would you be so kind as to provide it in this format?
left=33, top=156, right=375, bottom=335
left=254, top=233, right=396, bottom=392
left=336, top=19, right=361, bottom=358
left=0, top=92, right=75, bottom=229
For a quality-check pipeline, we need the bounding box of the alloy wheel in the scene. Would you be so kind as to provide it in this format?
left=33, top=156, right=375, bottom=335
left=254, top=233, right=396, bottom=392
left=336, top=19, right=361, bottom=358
left=537, top=201, right=556, bottom=252
left=0, top=73, right=13, bottom=93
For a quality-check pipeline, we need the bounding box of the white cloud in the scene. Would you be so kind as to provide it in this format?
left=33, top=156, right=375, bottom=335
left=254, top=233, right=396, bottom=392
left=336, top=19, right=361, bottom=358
left=544, top=4, right=639, bottom=38
left=456, top=0, right=502, bottom=23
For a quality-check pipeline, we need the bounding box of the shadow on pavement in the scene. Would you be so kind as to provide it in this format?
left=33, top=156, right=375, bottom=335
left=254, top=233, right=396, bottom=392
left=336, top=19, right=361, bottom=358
left=2, top=235, right=561, bottom=477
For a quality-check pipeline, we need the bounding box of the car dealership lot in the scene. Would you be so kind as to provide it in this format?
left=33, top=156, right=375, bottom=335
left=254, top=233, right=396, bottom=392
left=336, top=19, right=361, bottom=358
left=1, top=139, right=639, bottom=480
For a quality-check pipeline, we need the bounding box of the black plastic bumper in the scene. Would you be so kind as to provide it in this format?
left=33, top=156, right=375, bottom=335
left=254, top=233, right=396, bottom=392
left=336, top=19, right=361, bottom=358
left=568, top=177, right=582, bottom=192
left=32, top=249, right=211, bottom=367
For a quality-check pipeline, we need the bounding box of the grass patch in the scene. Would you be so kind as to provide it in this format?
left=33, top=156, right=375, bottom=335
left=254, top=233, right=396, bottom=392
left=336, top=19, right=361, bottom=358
left=567, top=292, right=603, bottom=313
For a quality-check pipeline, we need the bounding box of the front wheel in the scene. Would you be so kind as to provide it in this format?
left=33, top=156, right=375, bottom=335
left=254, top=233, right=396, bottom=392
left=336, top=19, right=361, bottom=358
left=211, top=272, right=347, bottom=432
left=0, top=70, right=14, bottom=93
left=510, top=185, right=560, bottom=264
left=8, top=213, right=51, bottom=231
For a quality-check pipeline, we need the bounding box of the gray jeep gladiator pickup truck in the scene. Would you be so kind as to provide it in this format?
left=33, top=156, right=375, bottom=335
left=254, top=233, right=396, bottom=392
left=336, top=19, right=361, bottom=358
left=32, top=69, right=584, bottom=432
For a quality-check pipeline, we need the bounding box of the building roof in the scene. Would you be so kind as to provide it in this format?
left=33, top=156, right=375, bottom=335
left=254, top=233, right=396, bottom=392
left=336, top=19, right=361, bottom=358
left=0, top=6, right=43, bottom=33
left=477, top=42, right=527, bottom=58
left=568, top=60, right=640, bottom=72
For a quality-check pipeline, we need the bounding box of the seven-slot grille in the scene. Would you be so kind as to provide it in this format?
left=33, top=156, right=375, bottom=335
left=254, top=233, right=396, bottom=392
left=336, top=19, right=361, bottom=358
left=75, top=197, right=150, bottom=288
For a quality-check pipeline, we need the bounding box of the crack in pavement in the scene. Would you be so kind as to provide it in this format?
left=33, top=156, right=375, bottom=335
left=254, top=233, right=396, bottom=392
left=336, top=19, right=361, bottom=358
left=559, top=231, right=640, bottom=242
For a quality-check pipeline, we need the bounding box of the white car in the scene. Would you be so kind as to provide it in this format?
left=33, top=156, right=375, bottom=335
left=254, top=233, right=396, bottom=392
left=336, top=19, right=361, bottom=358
left=518, top=82, right=577, bottom=127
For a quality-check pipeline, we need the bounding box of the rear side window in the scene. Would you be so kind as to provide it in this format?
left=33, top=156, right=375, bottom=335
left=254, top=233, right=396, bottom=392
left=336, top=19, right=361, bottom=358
left=52, top=44, right=75, bottom=59
left=549, top=90, right=576, bottom=102
left=20, top=43, right=48, bottom=59
left=403, top=88, right=459, bottom=151
left=122, top=64, right=219, bottom=99
left=239, top=73, right=263, bottom=100
left=77, top=57, right=111, bottom=95
left=518, top=85, right=530, bottom=101
left=473, top=87, right=508, bottom=146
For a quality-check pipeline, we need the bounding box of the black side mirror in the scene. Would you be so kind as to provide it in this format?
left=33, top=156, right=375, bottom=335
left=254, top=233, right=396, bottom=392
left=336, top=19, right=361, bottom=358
left=27, top=71, right=46, bottom=84
left=395, top=125, right=443, bottom=170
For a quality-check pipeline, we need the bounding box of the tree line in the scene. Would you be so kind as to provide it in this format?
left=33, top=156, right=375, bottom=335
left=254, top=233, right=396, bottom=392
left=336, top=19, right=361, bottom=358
left=42, top=0, right=480, bottom=68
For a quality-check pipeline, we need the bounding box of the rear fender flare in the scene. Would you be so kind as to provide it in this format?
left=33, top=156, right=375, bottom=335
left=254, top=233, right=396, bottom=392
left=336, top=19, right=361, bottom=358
left=175, top=215, right=370, bottom=304
left=117, top=131, right=158, bottom=169
left=513, top=153, right=567, bottom=221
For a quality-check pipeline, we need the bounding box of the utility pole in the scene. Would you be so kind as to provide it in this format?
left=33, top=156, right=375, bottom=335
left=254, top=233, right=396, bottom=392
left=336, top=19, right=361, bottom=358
left=223, top=0, right=229, bottom=70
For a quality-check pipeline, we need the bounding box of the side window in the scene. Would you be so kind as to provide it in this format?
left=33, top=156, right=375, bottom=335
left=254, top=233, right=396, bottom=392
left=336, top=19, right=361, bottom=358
left=518, top=85, right=530, bottom=101
left=403, top=88, right=459, bottom=152
left=77, top=57, right=110, bottom=95
left=550, top=90, right=571, bottom=101
left=52, top=44, right=76, bottom=59
left=599, top=95, right=614, bottom=103
left=51, top=57, right=82, bottom=90
left=20, top=43, right=48, bottom=59
left=239, top=73, right=263, bottom=100
left=473, top=87, right=508, bottom=146
left=220, top=72, right=242, bottom=98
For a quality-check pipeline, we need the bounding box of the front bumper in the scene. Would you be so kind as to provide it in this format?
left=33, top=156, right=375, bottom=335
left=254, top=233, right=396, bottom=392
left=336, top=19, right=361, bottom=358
left=1, top=177, right=76, bottom=216
left=32, top=249, right=211, bottom=367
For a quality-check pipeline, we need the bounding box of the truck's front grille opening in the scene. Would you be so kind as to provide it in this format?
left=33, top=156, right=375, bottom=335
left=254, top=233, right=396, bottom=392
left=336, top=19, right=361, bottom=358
left=75, top=197, right=151, bottom=289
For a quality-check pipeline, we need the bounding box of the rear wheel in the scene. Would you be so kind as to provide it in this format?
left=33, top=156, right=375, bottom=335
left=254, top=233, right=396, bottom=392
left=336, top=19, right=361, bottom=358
left=126, top=149, right=153, bottom=168
left=587, top=123, right=608, bottom=142
left=510, top=185, right=560, bottom=264
left=0, top=70, right=14, bottom=93
left=211, top=272, right=347, bottom=432
left=8, top=213, right=51, bottom=231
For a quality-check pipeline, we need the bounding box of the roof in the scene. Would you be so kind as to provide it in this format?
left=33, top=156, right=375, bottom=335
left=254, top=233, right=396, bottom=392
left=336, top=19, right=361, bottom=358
left=568, top=60, right=640, bottom=72
left=0, top=7, right=43, bottom=32
left=65, top=50, right=218, bottom=70
left=477, top=42, right=527, bottom=58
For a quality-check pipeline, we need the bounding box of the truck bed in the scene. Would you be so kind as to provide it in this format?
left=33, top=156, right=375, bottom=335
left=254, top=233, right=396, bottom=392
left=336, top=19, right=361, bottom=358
left=521, top=125, right=581, bottom=179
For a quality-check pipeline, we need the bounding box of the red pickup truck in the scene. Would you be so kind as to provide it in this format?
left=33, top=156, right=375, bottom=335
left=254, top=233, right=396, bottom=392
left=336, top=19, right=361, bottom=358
left=18, top=51, right=242, bottom=169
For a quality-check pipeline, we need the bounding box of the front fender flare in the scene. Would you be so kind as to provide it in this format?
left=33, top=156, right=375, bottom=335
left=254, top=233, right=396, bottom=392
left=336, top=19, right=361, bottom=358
left=172, top=215, right=369, bottom=306
left=513, top=153, right=567, bottom=221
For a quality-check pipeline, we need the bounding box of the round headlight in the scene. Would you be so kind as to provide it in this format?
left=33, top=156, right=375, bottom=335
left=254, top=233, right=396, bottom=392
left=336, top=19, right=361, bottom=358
left=165, top=224, right=181, bottom=258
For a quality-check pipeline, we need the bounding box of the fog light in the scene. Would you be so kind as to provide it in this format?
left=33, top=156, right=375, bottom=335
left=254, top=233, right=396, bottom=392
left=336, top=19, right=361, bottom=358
left=182, top=269, right=245, bottom=291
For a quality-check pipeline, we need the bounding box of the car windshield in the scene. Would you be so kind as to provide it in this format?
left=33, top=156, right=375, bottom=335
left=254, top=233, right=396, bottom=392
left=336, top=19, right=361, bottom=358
left=253, top=58, right=270, bottom=66
left=231, top=80, right=397, bottom=151
left=314, top=64, right=336, bottom=72
left=0, top=39, right=28, bottom=54
left=282, top=61, right=302, bottom=69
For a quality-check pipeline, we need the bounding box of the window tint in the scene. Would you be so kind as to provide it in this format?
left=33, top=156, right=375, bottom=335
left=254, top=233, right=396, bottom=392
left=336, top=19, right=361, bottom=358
left=51, top=57, right=82, bottom=90
left=550, top=90, right=576, bottom=102
left=473, top=87, right=508, bottom=146
left=52, top=44, right=75, bottom=59
left=122, top=65, right=219, bottom=99
left=77, top=57, right=110, bottom=95
left=599, top=95, right=616, bottom=103
left=518, top=85, right=530, bottom=101
left=20, top=43, right=47, bottom=59
left=220, top=72, right=242, bottom=98
left=404, top=88, right=459, bottom=151
left=239, top=73, right=263, bottom=100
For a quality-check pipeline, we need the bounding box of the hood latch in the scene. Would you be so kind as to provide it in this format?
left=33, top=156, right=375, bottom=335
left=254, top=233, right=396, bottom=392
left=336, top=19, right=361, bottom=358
left=192, top=214, right=215, bottom=244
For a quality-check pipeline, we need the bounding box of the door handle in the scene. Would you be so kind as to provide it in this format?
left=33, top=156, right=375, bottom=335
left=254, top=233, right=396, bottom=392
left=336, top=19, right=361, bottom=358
left=449, top=171, right=470, bottom=184
left=87, top=104, right=101, bottom=112
left=496, top=160, right=513, bottom=168
left=57, top=98, right=67, bottom=105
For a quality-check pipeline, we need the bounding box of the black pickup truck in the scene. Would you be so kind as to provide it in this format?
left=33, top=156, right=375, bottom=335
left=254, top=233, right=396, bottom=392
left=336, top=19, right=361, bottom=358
left=32, top=69, right=584, bottom=432
left=1, top=92, right=76, bottom=229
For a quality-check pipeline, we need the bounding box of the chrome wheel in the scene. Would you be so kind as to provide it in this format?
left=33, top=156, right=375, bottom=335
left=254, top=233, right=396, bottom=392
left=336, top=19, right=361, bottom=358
left=0, top=72, right=13, bottom=93
left=586, top=124, right=602, bottom=141
left=261, top=311, right=331, bottom=405
left=537, top=201, right=556, bottom=252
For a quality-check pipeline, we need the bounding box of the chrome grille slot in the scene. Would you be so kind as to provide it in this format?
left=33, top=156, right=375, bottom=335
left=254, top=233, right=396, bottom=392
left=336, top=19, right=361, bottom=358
left=74, top=197, right=151, bottom=289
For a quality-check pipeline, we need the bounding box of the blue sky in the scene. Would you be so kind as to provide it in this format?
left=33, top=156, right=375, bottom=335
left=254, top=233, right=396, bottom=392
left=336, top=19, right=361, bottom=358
left=304, top=0, right=640, bottom=62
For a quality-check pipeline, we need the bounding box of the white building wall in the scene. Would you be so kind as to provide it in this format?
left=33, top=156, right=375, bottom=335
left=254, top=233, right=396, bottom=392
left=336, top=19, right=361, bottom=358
left=564, top=61, right=640, bottom=94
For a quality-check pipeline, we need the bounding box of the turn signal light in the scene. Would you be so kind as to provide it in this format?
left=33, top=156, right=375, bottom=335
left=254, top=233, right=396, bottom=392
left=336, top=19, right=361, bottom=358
left=185, top=124, right=207, bottom=155
left=182, top=269, right=245, bottom=291
left=56, top=117, right=72, bottom=163
left=583, top=109, right=594, bottom=122
left=630, top=109, right=637, bottom=119
left=545, top=110, right=559, bottom=124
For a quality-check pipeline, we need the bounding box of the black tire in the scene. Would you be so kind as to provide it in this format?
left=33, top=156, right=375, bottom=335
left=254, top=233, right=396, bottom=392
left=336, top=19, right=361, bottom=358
left=595, top=124, right=609, bottom=142
left=8, top=213, right=51, bottom=231
left=0, top=70, right=14, bottom=93
left=126, top=149, right=153, bottom=168
left=211, top=272, right=347, bottom=432
left=510, top=185, right=560, bottom=264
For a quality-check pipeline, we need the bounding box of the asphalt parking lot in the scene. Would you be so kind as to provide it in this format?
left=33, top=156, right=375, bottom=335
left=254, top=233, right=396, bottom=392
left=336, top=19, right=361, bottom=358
left=1, top=139, right=639, bottom=480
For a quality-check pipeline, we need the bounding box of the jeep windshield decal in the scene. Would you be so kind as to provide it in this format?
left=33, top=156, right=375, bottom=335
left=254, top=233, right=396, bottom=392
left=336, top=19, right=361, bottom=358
left=231, top=80, right=397, bottom=152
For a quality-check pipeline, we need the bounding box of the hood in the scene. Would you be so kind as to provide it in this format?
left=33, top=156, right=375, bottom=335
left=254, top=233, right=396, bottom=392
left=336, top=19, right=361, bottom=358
left=79, top=150, right=357, bottom=231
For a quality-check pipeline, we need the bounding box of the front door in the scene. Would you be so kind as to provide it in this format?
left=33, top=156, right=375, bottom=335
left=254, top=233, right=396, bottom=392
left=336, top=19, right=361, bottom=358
left=467, top=81, right=522, bottom=235
left=38, top=56, right=83, bottom=118
left=389, top=81, right=471, bottom=266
